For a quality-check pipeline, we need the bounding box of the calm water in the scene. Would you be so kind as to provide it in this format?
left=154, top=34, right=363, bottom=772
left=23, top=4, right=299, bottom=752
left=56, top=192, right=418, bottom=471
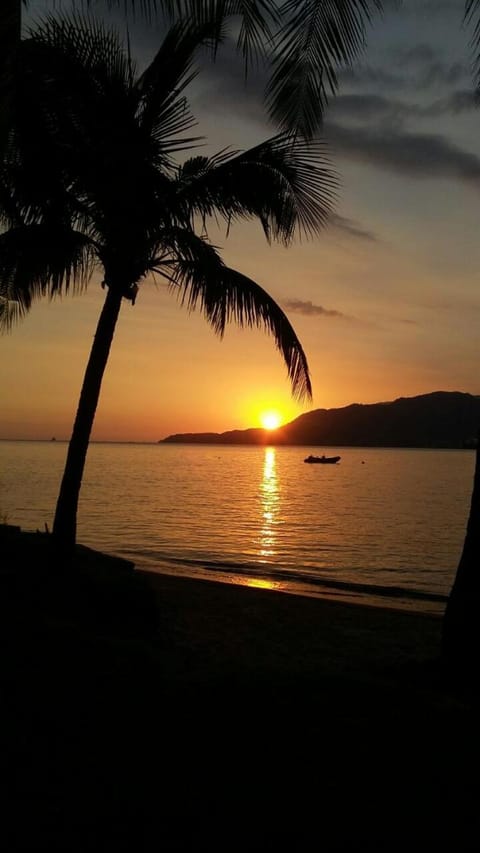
left=0, top=441, right=474, bottom=612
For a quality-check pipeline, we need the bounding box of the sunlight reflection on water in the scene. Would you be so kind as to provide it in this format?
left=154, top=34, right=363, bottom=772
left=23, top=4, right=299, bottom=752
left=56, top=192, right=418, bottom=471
left=259, top=447, right=279, bottom=560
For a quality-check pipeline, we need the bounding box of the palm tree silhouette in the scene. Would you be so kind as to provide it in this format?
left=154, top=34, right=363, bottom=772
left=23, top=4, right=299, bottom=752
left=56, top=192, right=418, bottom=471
left=1, top=1, right=386, bottom=146
left=0, top=14, right=337, bottom=548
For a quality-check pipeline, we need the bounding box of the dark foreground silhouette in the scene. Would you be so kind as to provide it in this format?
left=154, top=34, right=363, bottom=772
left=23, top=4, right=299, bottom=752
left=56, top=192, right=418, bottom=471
left=2, top=526, right=478, bottom=852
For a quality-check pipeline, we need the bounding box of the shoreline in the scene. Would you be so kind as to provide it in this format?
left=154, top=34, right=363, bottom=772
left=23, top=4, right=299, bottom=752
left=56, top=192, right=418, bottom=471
left=137, top=560, right=447, bottom=615
left=138, top=568, right=444, bottom=680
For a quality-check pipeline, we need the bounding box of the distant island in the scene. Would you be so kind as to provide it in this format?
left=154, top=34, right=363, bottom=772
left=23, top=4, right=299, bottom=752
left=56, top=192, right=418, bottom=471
left=160, top=391, right=480, bottom=449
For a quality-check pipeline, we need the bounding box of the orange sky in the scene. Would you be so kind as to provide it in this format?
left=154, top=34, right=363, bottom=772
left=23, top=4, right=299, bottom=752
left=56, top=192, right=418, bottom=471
left=1, top=1, right=480, bottom=441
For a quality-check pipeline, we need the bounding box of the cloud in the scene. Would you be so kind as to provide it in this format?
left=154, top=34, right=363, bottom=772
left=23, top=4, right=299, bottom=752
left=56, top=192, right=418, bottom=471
left=393, top=44, right=438, bottom=67
left=337, top=58, right=468, bottom=94
left=328, top=214, right=378, bottom=242
left=407, top=0, right=465, bottom=13
left=283, top=300, right=346, bottom=318
left=329, top=94, right=397, bottom=121
left=328, top=90, right=477, bottom=127
left=418, top=61, right=467, bottom=88
left=325, top=121, right=480, bottom=185
left=337, top=65, right=405, bottom=92
left=422, top=89, right=477, bottom=116
left=328, top=94, right=414, bottom=128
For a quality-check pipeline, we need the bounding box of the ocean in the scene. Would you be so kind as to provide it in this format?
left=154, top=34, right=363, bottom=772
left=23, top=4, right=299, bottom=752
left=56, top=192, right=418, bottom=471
left=0, top=440, right=474, bottom=612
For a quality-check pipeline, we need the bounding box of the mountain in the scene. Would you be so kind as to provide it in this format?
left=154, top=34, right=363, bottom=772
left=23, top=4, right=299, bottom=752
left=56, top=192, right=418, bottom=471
left=160, top=392, right=480, bottom=448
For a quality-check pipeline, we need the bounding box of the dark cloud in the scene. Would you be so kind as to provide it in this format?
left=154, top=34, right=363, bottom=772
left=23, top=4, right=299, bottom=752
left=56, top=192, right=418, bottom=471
left=337, top=65, right=405, bottom=92
left=328, top=93, right=413, bottom=128
left=419, top=61, right=467, bottom=88
left=390, top=41, right=467, bottom=87
left=329, top=214, right=378, bottom=242
left=329, top=94, right=397, bottom=121
left=329, top=89, right=477, bottom=125
left=393, top=44, right=438, bottom=66
left=408, top=0, right=465, bottom=12
left=337, top=58, right=468, bottom=93
left=283, top=300, right=346, bottom=318
left=326, top=121, right=480, bottom=185
left=422, top=89, right=477, bottom=116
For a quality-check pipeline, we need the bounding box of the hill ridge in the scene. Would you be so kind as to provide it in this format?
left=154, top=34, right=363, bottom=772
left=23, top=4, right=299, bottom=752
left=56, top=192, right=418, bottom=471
left=160, top=391, right=480, bottom=448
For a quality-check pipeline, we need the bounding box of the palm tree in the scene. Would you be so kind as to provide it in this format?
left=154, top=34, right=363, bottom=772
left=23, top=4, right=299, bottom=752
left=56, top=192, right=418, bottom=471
left=2, top=1, right=386, bottom=142
left=0, top=14, right=336, bottom=549
left=440, top=2, right=480, bottom=668
left=441, top=434, right=480, bottom=668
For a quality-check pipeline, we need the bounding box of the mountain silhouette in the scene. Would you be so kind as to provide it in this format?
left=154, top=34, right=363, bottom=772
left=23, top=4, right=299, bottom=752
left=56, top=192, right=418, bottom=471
left=160, top=391, right=480, bottom=448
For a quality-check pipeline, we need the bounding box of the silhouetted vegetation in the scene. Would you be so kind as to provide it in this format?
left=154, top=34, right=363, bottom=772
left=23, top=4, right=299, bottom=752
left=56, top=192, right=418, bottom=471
left=442, top=430, right=480, bottom=667
left=0, top=13, right=339, bottom=547
left=2, top=0, right=387, bottom=151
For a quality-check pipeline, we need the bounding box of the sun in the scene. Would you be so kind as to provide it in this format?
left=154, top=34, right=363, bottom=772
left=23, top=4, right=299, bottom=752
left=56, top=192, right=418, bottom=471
left=260, top=411, right=282, bottom=431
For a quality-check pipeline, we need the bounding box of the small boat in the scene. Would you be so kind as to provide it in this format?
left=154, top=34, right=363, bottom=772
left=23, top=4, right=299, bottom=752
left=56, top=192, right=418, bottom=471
left=304, top=454, right=341, bottom=464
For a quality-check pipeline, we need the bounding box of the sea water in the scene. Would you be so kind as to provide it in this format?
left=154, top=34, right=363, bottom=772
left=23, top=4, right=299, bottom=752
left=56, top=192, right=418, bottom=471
left=0, top=441, right=474, bottom=612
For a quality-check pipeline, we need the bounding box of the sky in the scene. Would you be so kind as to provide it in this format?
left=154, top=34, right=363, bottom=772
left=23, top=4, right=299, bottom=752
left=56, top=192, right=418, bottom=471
left=2, top=0, right=480, bottom=440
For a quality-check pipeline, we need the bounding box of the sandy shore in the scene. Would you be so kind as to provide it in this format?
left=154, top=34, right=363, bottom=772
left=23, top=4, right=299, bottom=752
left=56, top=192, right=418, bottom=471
left=140, top=569, right=443, bottom=683
left=2, top=532, right=478, bottom=851
left=133, top=570, right=478, bottom=850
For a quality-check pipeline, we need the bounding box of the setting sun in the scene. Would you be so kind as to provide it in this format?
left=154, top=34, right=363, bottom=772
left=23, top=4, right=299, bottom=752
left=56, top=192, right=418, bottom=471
left=260, top=411, right=282, bottom=430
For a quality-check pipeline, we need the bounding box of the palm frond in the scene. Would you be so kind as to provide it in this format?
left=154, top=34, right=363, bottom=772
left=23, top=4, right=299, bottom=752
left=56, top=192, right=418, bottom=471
left=20, top=16, right=140, bottom=191
left=27, top=13, right=135, bottom=92
left=18, top=16, right=170, bottom=223
left=266, top=0, right=384, bottom=137
left=0, top=118, right=78, bottom=231
left=176, top=134, right=337, bottom=242
left=0, top=295, right=22, bottom=332
left=230, top=1, right=280, bottom=67
left=154, top=229, right=312, bottom=400
left=465, top=0, right=480, bottom=21
left=0, top=225, right=96, bottom=329
left=465, top=1, right=480, bottom=93
left=160, top=0, right=278, bottom=62
left=135, top=20, right=213, bottom=153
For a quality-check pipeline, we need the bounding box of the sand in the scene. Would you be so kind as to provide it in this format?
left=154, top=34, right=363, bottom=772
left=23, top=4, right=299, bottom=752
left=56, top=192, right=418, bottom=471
left=134, top=571, right=478, bottom=851
left=2, top=531, right=478, bottom=851
left=140, top=569, right=444, bottom=683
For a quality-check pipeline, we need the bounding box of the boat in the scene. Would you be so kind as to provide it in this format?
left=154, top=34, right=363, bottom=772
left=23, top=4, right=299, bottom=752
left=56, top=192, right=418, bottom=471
left=304, top=454, right=341, bottom=464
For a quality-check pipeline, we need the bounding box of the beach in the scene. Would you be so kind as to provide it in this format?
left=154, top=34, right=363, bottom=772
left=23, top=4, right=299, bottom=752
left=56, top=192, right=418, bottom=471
left=2, top=534, right=478, bottom=851
left=141, top=570, right=444, bottom=682
left=140, top=571, right=477, bottom=851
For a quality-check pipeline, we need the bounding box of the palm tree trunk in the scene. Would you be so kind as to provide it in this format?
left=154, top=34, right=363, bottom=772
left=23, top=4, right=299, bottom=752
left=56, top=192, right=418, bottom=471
left=0, top=0, right=21, bottom=152
left=52, top=286, right=123, bottom=550
left=441, top=427, right=480, bottom=669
